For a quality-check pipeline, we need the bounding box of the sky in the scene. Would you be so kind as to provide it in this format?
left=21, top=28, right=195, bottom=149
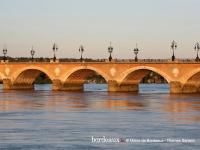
left=0, top=0, right=199, bottom=59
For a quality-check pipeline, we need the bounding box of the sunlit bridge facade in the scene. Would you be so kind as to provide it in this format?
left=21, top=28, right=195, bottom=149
left=0, top=62, right=200, bottom=93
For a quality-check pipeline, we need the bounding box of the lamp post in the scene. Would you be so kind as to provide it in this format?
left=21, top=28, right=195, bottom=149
left=52, top=43, right=58, bottom=62
left=108, top=42, right=113, bottom=62
left=133, top=43, right=139, bottom=62
left=3, top=46, right=7, bottom=62
left=194, top=42, right=200, bottom=62
left=30, top=46, right=35, bottom=62
left=79, top=45, right=84, bottom=62
left=171, top=40, right=177, bottom=61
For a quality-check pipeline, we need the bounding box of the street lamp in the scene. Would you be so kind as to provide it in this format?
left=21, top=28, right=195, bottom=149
left=79, top=45, right=84, bottom=62
left=3, top=46, right=7, bottom=62
left=194, top=42, right=200, bottom=62
left=133, top=43, right=139, bottom=62
left=30, top=46, right=35, bottom=62
left=171, top=40, right=177, bottom=61
left=108, top=42, right=113, bottom=62
left=52, top=43, right=58, bottom=62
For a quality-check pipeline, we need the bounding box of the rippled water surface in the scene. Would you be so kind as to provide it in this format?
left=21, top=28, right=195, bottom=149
left=0, top=84, right=199, bottom=150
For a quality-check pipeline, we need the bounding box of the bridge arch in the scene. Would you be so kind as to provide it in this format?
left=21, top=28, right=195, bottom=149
left=119, top=66, right=172, bottom=84
left=181, top=68, right=200, bottom=85
left=178, top=68, right=200, bottom=93
left=12, top=66, right=54, bottom=84
left=63, top=66, right=110, bottom=82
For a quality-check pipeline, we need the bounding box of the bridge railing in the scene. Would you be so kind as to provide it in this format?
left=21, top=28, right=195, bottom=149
left=114, top=59, right=199, bottom=63
left=0, top=57, right=199, bottom=63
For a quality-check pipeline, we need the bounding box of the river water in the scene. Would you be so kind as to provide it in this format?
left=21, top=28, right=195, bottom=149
left=0, top=84, right=199, bottom=150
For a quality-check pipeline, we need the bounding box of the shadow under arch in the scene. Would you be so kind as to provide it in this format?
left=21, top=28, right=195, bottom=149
left=13, top=66, right=54, bottom=83
left=119, top=66, right=171, bottom=84
left=61, top=67, right=109, bottom=91
left=181, top=68, right=200, bottom=85
left=13, top=67, right=53, bottom=89
left=0, top=72, right=5, bottom=87
left=63, top=66, right=110, bottom=83
left=180, top=68, right=200, bottom=93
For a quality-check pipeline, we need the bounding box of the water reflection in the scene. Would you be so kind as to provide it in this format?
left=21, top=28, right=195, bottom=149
left=0, top=91, right=89, bottom=111
left=91, top=99, right=145, bottom=110
left=0, top=86, right=199, bottom=125
left=165, top=99, right=200, bottom=113
left=0, top=84, right=200, bottom=149
left=0, top=91, right=146, bottom=111
left=163, top=94, right=200, bottom=123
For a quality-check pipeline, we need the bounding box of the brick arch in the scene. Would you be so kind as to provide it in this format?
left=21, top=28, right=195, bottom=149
left=181, top=68, right=200, bottom=84
left=119, top=66, right=172, bottom=84
left=63, top=66, right=110, bottom=82
left=12, top=66, right=54, bottom=84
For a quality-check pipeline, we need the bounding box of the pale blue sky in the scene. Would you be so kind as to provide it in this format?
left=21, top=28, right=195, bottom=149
left=0, top=0, right=199, bottom=59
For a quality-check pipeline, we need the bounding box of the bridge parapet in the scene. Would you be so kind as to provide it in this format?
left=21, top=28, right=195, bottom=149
left=1, top=58, right=200, bottom=63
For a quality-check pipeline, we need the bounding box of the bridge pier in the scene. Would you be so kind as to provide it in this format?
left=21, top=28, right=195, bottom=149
left=3, top=78, right=200, bottom=94
left=12, top=84, right=34, bottom=90
left=170, top=81, right=183, bottom=94
left=52, top=79, right=62, bottom=90
left=52, top=79, right=83, bottom=91
left=3, top=79, right=12, bottom=90
left=170, top=81, right=200, bottom=94
left=3, top=79, right=34, bottom=90
left=182, top=83, right=200, bottom=93
left=108, top=80, right=138, bottom=92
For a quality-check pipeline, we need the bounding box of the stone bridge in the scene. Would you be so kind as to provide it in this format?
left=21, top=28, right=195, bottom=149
left=0, top=62, right=200, bottom=93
